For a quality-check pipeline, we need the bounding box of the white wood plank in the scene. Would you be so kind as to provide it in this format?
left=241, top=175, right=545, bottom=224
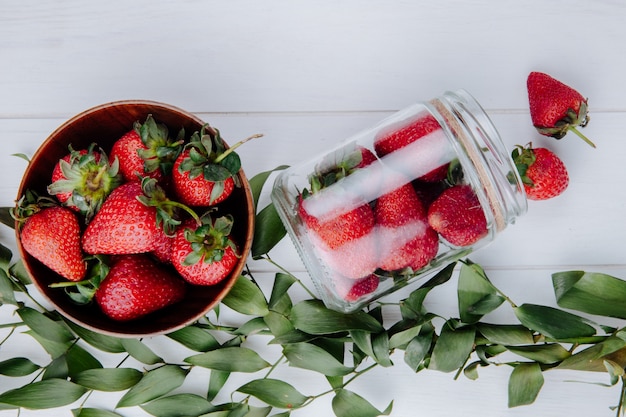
left=1, top=0, right=625, bottom=115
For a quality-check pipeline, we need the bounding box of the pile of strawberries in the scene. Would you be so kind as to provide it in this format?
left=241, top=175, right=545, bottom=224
left=14, top=116, right=257, bottom=321
left=298, top=71, right=594, bottom=303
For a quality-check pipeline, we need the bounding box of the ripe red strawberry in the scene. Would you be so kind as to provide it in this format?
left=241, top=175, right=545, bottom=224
left=374, top=113, right=450, bottom=181
left=82, top=181, right=170, bottom=255
left=95, top=254, right=186, bottom=321
left=334, top=274, right=379, bottom=302
left=110, top=115, right=183, bottom=182
left=47, top=144, right=122, bottom=221
left=170, top=214, right=240, bottom=285
left=17, top=204, right=86, bottom=281
left=298, top=146, right=379, bottom=278
left=527, top=71, right=595, bottom=148
left=375, top=183, right=438, bottom=272
left=427, top=184, right=488, bottom=247
left=172, top=126, right=261, bottom=206
left=512, top=144, right=569, bottom=200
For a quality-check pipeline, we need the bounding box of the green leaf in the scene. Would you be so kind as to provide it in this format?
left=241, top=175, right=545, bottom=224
left=0, top=269, right=17, bottom=305
left=185, top=347, right=270, bottom=372
left=269, top=272, right=296, bottom=311
left=264, top=310, right=294, bottom=337
left=0, top=243, right=12, bottom=269
left=208, top=370, right=230, bottom=401
left=222, top=275, right=269, bottom=316
left=0, top=207, right=14, bottom=229
left=0, top=379, right=87, bottom=409
left=66, top=344, right=103, bottom=378
left=513, top=303, right=596, bottom=341
left=237, top=378, right=310, bottom=409
left=73, top=368, right=143, bottom=391
left=0, top=357, right=40, bottom=377
left=332, top=389, right=392, bottom=417
left=290, top=300, right=384, bottom=334
left=404, top=329, right=434, bottom=371
left=477, top=324, right=534, bottom=346
left=9, top=259, right=31, bottom=286
left=557, top=336, right=626, bottom=372
left=458, top=261, right=504, bottom=323
left=17, top=307, right=75, bottom=345
left=553, top=271, right=626, bottom=319
left=65, top=321, right=125, bottom=353
left=140, top=393, right=213, bottom=417
left=508, top=363, right=544, bottom=407
left=388, top=320, right=422, bottom=349
left=283, top=342, right=353, bottom=376
left=117, top=365, right=188, bottom=408
left=121, top=338, right=163, bottom=365
left=167, top=325, right=220, bottom=352
left=252, top=203, right=287, bottom=258
left=24, top=330, right=71, bottom=359
left=429, top=321, right=475, bottom=373
left=248, top=165, right=289, bottom=209
left=72, top=408, right=124, bottom=417
left=506, top=344, right=571, bottom=364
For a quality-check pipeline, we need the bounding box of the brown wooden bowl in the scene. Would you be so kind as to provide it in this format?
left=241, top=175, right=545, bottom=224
left=15, top=100, right=254, bottom=337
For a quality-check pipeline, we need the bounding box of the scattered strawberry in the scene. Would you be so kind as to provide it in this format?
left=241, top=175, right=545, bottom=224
left=47, top=144, right=122, bottom=221
left=527, top=71, right=595, bottom=148
left=172, top=125, right=261, bottom=206
left=170, top=214, right=240, bottom=285
left=14, top=195, right=86, bottom=281
left=110, top=115, right=183, bottom=182
left=334, top=274, right=380, bottom=302
left=512, top=144, right=569, bottom=201
left=427, top=184, right=488, bottom=247
left=375, top=183, right=438, bottom=272
left=82, top=181, right=174, bottom=255
left=95, top=254, right=186, bottom=321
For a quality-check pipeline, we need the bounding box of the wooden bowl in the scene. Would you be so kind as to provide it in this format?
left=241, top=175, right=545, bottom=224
left=15, top=100, right=254, bottom=337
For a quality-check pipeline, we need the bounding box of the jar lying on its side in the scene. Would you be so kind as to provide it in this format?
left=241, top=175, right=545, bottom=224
left=271, top=90, right=528, bottom=313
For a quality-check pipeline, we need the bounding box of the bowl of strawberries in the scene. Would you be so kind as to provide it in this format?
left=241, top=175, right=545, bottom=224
left=13, top=100, right=255, bottom=337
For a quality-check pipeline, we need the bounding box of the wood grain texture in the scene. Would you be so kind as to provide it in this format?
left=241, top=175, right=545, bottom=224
left=1, top=0, right=625, bottom=415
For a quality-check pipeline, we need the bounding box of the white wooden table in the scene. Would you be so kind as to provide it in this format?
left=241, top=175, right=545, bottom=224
left=1, top=1, right=626, bottom=416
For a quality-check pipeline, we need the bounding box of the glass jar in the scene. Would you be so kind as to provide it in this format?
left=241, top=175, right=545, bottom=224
left=271, top=90, right=527, bottom=313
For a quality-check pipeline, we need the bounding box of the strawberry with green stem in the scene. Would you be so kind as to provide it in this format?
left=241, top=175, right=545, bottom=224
left=527, top=71, right=596, bottom=148
left=512, top=143, right=569, bottom=201
left=47, top=143, right=122, bottom=222
left=82, top=177, right=197, bottom=255
left=170, top=212, right=240, bottom=286
left=173, top=125, right=262, bottom=206
left=110, top=114, right=184, bottom=182
left=13, top=191, right=87, bottom=282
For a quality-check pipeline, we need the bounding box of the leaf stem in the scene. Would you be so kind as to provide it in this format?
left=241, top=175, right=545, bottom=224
left=261, top=254, right=318, bottom=299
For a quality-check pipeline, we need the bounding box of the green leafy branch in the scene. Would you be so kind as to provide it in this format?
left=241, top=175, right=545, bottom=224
left=0, top=168, right=625, bottom=416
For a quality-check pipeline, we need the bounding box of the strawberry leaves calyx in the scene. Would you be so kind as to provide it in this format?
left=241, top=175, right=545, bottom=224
left=135, top=115, right=184, bottom=176
left=179, top=125, right=262, bottom=184
left=511, top=144, right=537, bottom=187
left=47, top=143, right=122, bottom=221
left=182, top=213, right=238, bottom=266
left=11, top=190, right=58, bottom=227
left=136, top=177, right=199, bottom=237
left=49, top=254, right=110, bottom=305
